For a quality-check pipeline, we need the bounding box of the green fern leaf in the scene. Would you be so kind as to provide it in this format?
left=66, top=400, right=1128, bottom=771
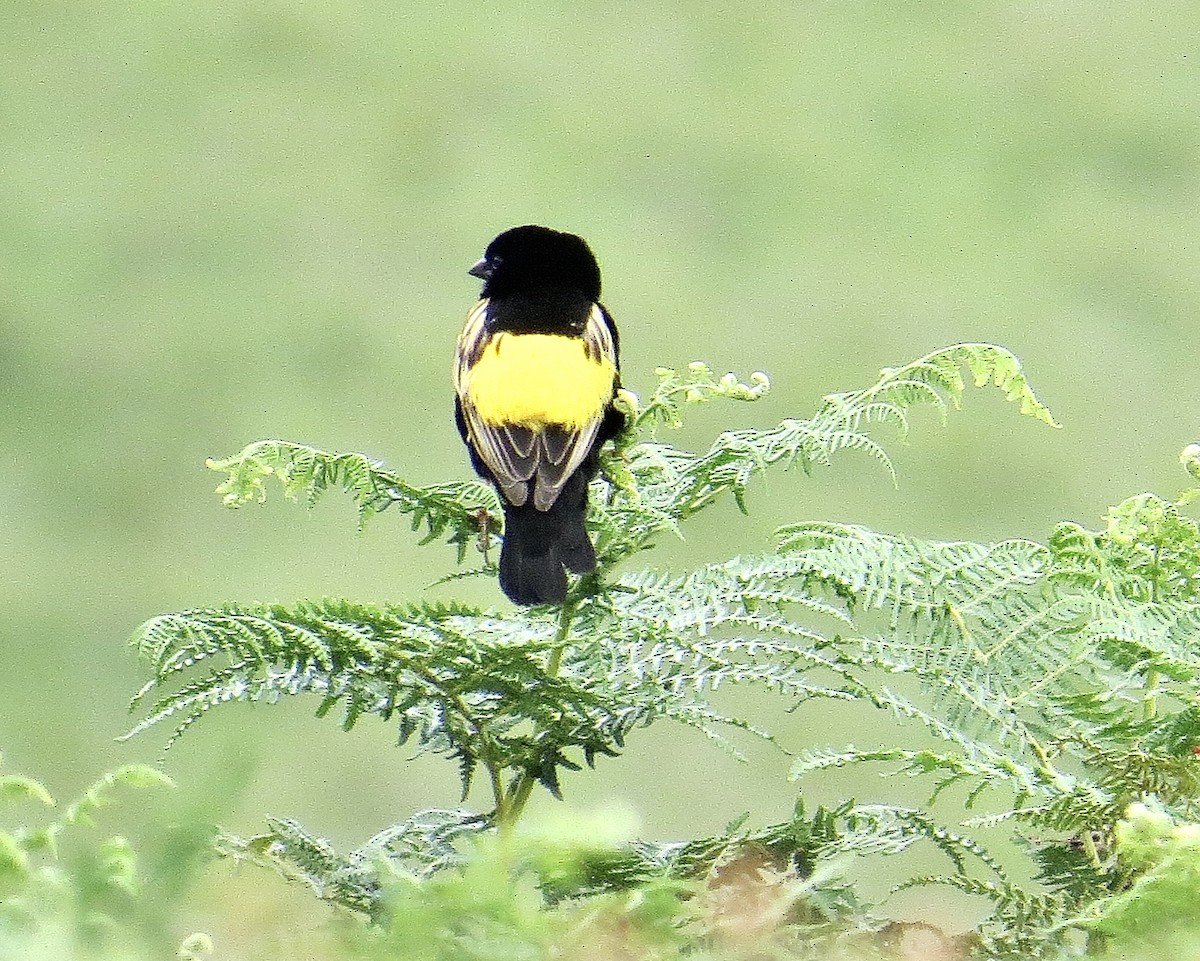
left=208, top=440, right=498, bottom=561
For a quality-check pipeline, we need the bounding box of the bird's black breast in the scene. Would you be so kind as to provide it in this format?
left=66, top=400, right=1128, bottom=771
left=484, top=289, right=595, bottom=337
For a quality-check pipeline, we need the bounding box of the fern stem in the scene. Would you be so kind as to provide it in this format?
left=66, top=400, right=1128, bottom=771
left=1079, top=830, right=1104, bottom=871
left=946, top=604, right=978, bottom=660
left=496, top=598, right=579, bottom=831
left=546, top=600, right=575, bottom=675
left=1025, top=734, right=1068, bottom=788
left=1142, top=668, right=1160, bottom=722
left=483, top=753, right=508, bottom=822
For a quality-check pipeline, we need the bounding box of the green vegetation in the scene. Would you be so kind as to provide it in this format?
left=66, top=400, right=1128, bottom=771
left=60, top=347, right=1193, bottom=957
left=0, top=759, right=175, bottom=960
left=6, top=1, right=1200, bottom=956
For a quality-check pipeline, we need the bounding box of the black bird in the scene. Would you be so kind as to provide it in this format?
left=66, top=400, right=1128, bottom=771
left=454, top=226, right=625, bottom=605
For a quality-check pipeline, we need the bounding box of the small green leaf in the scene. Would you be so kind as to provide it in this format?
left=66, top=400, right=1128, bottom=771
left=0, top=833, right=29, bottom=878
left=0, top=775, right=55, bottom=808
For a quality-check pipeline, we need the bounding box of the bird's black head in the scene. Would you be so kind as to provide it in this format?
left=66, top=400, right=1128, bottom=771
left=469, top=225, right=602, bottom=302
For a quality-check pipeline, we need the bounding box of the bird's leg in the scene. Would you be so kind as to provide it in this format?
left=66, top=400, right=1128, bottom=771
left=474, top=508, right=495, bottom=563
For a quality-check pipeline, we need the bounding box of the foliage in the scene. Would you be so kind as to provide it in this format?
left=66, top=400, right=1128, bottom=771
left=1076, top=800, right=1200, bottom=959
left=0, top=757, right=184, bottom=961
left=325, top=804, right=904, bottom=961
left=124, top=342, right=1200, bottom=958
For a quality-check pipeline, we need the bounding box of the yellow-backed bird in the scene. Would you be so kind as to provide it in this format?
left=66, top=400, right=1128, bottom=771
left=454, top=226, right=625, bottom=605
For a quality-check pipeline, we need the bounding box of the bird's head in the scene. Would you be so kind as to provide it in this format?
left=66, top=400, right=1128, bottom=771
left=469, top=225, right=602, bottom=301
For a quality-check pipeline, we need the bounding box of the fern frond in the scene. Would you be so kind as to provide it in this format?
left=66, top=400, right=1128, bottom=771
left=207, top=440, right=499, bottom=561
left=595, top=346, right=1057, bottom=559
left=774, top=523, right=1149, bottom=735
left=899, top=874, right=1081, bottom=958
left=628, top=362, right=770, bottom=433
left=789, top=742, right=1043, bottom=808
left=824, top=804, right=1009, bottom=881
left=218, top=809, right=488, bottom=917
left=128, top=600, right=576, bottom=790
left=572, top=561, right=878, bottom=751
left=130, top=593, right=848, bottom=802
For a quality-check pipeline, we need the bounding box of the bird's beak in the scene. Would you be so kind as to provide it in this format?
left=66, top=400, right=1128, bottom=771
left=468, top=258, right=492, bottom=280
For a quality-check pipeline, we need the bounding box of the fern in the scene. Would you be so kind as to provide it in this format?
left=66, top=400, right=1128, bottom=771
left=0, top=757, right=175, bottom=958
left=217, top=810, right=487, bottom=918
left=208, top=442, right=499, bottom=562
left=126, top=343, right=1200, bottom=957
left=137, top=346, right=1057, bottom=808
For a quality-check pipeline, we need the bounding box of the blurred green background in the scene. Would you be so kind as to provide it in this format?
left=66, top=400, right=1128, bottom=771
left=3, top=0, right=1199, bottom=946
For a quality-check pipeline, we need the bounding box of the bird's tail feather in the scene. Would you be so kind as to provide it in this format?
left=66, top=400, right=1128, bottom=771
left=498, top=473, right=594, bottom=605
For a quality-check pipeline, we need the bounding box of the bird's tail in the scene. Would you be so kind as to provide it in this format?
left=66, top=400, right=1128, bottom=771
left=498, top=473, right=595, bottom=606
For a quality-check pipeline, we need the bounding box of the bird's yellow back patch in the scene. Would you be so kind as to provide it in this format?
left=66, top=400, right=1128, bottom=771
left=466, top=333, right=615, bottom=430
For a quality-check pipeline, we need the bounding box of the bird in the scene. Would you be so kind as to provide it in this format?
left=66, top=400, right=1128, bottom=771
left=453, top=225, right=625, bottom=605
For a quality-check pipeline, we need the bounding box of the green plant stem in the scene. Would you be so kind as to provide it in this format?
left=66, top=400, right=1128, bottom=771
left=1079, top=831, right=1105, bottom=871
left=1141, top=547, right=1163, bottom=720
left=546, top=599, right=574, bottom=675
left=1143, top=668, right=1160, bottom=722
left=1026, top=733, right=1070, bottom=790
left=494, top=599, right=578, bottom=831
